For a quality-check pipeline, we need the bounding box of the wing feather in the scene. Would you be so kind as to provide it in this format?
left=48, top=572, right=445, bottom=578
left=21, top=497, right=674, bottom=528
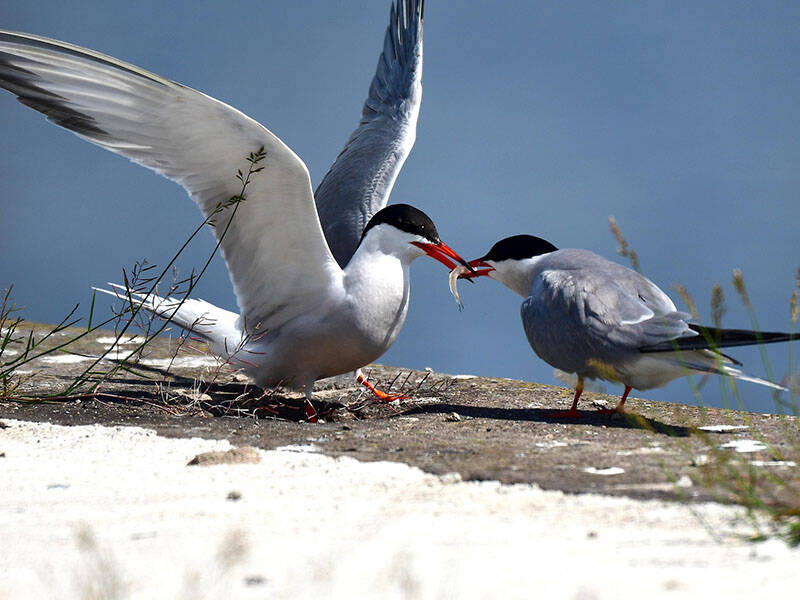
left=0, top=29, right=342, bottom=332
left=314, top=0, right=424, bottom=267
left=521, top=251, right=696, bottom=373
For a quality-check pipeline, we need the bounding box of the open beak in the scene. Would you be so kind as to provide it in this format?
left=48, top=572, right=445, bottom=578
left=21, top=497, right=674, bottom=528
left=411, top=241, right=478, bottom=276
left=458, top=258, right=495, bottom=280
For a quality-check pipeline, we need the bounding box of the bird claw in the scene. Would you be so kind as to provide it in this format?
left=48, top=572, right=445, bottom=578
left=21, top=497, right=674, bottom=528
left=356, top=372, right=406, bottom=403
left=371, top=390, right=409, bottom=403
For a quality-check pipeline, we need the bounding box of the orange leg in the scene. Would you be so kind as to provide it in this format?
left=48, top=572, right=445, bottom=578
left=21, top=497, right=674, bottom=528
left=546, top=377, right=584, bottom=419
left=356, top=371, right=408, bottom=402
left=597, top=385, right=632, bottom=415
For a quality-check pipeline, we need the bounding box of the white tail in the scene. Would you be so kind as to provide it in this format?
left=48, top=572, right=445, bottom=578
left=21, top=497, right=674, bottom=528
left=94, top=283, right=243, bottom=360
left=724, top=366, right=787, bottom=391
left=679, top=350, right=788, bottom=392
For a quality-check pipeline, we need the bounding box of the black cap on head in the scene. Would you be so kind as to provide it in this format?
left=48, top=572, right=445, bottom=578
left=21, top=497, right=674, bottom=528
left=360, top=203, right=441, bottom=244
left=480, top=234, right=558, bottom=262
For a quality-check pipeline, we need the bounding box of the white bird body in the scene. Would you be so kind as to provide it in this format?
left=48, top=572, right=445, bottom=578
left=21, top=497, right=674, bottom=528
left=457, top=235, right=791, bottom=417
left=116, top=210, right=456, bottom=399
left=236, top=228, right=418, bottom=389
left=0, top=2, right=466, bottom=415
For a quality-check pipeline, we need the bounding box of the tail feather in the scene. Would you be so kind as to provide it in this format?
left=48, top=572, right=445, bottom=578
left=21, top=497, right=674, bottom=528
left=676, top=353, right=788, bottom=391
left=94, top=283, right=240, bottom=350
left=725, top=367, right=788, bottom=391
left=640, top=323, right=794, bottom=353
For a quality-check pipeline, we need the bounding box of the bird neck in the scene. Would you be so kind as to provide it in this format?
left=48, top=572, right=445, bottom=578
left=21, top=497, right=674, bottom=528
left=343, top=235, right=412, bottom=301
left=341, top=237, right=412, bottom=348
left=491, top=255, right=548, bottom=298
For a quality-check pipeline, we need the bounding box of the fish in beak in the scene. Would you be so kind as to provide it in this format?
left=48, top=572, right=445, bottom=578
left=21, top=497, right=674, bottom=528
left=411, top=240, right=477, bottom=275
left=447, top=257, right=496, bottom=310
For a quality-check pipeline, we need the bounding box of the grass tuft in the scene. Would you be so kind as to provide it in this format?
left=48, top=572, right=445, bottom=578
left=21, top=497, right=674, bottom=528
left=0, top=147, right=267, bottom=405
left=609, top=218, right=800, bottom=545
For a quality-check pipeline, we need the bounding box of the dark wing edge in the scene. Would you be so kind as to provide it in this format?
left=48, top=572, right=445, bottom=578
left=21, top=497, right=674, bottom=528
left=314, top=0, right=424, bottom=267
left=639, top=323, right=798, bottom=352
left=639, top=324, right=794, bottom=353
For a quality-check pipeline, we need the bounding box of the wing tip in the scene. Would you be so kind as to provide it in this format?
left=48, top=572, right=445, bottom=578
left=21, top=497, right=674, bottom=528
left=640, top=324, right=794, bottom=354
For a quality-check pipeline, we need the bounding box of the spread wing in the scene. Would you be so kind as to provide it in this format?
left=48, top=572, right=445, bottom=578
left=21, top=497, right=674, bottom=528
left=0, top=30, right=342, bottom=332
left=314, top=0, right=424, bottom=267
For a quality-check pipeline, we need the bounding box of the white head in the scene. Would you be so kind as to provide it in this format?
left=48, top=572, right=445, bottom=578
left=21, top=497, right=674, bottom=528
left=464, top=234, right=559, bottom=297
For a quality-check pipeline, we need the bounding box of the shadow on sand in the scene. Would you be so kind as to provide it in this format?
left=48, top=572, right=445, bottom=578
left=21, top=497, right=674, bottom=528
left=402, top=401, right=691, bottom=437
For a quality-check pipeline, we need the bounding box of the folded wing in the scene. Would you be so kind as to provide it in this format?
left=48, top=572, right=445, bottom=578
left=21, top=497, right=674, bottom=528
left=523, top=260, right=695, bottom=369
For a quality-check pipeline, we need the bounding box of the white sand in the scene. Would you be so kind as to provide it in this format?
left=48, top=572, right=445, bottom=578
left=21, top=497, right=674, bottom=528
left=1, top=418, right=798, bottom=599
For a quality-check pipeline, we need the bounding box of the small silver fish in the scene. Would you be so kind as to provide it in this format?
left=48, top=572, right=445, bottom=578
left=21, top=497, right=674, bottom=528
left=448, top=265, right=470, bottom=311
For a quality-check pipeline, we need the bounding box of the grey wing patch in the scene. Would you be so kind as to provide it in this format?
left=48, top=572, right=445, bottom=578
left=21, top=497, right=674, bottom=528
left=0, top=55, right=108, bottom=137
left=585, top=277, right=656, bottom=328
left=536, top=252, right=691, bottom=350
left=520, top=266, right=694, bottom=377
left=519, top=271, right=609, bottom=374
left=520, top=296, right=538, bottom=356
left=576, top=270, right=694, bottom=351
left=314, top=0, right=424, bottom=267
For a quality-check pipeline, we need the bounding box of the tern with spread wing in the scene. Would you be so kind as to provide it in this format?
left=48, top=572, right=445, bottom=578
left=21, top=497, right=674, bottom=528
left=0, top=1, right=471, bottom=416
left=452, top=235, right=792, bottom=418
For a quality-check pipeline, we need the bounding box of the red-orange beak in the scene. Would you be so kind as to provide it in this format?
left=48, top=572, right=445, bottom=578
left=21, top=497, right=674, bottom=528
left=458, top=258, right=495, bottom=280
left=411, top=240, right=477, bottom=275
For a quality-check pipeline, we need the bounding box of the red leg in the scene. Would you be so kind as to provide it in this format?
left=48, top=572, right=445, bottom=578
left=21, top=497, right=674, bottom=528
left=597, top=385, right=631, bottom=415
left=303, top=383, right=318, bottom=423
left=546, top=377, right=584, bottom=419
left=304, top=400, right=318, bottom=423
left=357, top=372, right=408, bottom=402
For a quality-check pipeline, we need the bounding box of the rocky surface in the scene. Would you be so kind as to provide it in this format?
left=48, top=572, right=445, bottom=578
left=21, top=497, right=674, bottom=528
left=1, top=322, right=798, bottom=504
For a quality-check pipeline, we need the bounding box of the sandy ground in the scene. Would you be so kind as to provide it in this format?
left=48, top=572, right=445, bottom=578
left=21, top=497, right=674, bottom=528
left=1, top=418, right=798, bottom=600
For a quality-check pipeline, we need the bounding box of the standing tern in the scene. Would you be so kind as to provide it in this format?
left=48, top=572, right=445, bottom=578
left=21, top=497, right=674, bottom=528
left=451, top=235, right=792, bottom=418
left=0, top=1, right=474, bottom=415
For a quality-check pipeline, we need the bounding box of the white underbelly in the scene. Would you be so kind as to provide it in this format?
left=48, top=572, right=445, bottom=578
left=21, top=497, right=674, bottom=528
left=240, top=299, right=407, bottom=388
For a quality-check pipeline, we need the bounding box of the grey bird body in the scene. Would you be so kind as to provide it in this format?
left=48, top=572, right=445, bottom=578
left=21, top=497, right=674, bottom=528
left=519, top=248, right=698, bottom=390
left=457, top=235, right=791, bottom=416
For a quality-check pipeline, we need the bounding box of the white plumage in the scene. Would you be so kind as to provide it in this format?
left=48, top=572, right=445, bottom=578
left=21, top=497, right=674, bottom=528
left=0, top=2, right=470, bottom=418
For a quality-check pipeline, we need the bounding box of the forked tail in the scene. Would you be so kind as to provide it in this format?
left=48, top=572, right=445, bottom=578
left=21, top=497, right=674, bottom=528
left=94, top=283, right=242, bottom=357
left=719, top=364, right=787, bottom=391
left=673, top=350, right=788, bottom=391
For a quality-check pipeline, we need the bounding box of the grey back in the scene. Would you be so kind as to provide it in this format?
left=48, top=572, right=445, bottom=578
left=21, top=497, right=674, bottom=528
left=520, top=249, right=694, bottom=375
